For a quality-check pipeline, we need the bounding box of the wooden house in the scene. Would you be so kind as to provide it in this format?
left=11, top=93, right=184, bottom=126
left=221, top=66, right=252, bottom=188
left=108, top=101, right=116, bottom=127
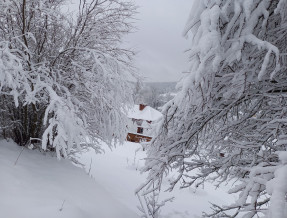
left=126, top=104, right=162, bottom=143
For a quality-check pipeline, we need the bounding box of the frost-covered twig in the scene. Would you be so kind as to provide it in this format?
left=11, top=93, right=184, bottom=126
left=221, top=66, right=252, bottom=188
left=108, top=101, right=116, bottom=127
left=14, top=147, right=25, bottom=166
left=59, top=200, right=65, bottom=212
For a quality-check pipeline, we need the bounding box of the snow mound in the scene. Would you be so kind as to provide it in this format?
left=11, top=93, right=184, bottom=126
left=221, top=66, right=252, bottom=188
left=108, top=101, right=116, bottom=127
left=0, top=140, right=139, bottom=218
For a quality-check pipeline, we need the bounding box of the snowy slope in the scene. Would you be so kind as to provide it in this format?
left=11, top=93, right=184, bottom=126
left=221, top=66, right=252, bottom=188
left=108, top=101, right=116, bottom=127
left=0, top=140, right=139, bottom=218
left=0, top=139, right=237, bottom=218
left=79, top=141, right=237, bottom=218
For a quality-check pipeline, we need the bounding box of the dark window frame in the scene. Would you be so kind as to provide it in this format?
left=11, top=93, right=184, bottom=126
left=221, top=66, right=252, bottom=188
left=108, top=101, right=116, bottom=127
left=137, top=127, right=143, bottom=134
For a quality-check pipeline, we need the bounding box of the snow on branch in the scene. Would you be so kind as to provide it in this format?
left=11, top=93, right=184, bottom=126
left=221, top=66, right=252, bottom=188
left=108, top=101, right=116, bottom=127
left=0, top=0, right=136, bottom=156
left=141, top=0, right=287, bottom=217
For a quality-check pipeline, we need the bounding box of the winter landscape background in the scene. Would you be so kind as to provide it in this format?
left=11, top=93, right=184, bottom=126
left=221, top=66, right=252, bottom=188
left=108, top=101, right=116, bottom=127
left=1, top=0, right=287, bottom=218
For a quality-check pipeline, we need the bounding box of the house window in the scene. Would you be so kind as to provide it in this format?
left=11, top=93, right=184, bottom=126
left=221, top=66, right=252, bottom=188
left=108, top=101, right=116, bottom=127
left=136, top=119, right=143, bottom=126
left=137, top=127, right=143, bottom=134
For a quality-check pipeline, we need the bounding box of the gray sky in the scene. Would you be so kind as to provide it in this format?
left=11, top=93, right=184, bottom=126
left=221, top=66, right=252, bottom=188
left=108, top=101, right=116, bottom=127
left=68, top=0, right=193, bottom=83
left=125, top=0, right=193, bottom=82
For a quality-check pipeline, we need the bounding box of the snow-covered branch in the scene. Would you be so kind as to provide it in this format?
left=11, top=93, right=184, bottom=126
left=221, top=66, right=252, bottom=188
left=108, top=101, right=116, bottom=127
left=0, top=0, right=137, bottom=157
left=141, top=0, right=287, bottom=217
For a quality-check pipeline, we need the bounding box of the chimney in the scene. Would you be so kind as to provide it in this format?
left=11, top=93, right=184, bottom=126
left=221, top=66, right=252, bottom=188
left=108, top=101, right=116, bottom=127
left=139, top=104, right=146, bottom=111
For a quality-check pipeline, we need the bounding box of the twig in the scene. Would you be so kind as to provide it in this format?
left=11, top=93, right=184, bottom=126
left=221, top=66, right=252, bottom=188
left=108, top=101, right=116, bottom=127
left=14, top=147, right=25, bottom=166
left=88, top=158, right=93, bottom=176
left=59, top=200, right=66, bottom=211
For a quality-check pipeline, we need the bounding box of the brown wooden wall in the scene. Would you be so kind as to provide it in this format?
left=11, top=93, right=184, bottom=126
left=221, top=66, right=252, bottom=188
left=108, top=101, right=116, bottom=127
left=126, top=133, right=152, bottom=143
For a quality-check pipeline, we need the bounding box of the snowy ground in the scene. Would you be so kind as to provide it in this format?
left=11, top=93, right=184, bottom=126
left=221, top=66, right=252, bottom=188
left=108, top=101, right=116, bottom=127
left=1, top=139, right=236, bottom=218
left=79, top=141, right=237, bottom=218
left=0, top=140, right=139, bottom=218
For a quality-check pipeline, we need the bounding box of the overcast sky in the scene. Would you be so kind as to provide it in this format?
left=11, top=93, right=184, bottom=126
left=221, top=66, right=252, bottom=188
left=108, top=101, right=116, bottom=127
left=125, top=0, right=193, bottom=82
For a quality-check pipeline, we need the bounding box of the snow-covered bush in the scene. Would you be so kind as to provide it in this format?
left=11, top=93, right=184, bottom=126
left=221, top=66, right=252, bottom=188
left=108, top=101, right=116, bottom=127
left=140, top=0, right=287, bottom=217
left=0, top=0, right=136, bottom=158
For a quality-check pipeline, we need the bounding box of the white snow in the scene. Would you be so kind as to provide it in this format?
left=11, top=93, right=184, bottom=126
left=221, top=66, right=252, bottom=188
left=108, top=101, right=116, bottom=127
left=0, top=140, right=139, bottom=218
left=79, top=141, right=236, bottom=218
left=127, top=105, right=163, bottom=121
left=266, top=152, right=287, bottom=218
left=1, top=139, right=235, bottom=218
left=266, top=165, right=287, bottom=218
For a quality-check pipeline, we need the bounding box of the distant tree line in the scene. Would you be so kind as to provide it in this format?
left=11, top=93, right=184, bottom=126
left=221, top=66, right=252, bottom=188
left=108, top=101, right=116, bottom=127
left=133, top=81, right=176, bottom=110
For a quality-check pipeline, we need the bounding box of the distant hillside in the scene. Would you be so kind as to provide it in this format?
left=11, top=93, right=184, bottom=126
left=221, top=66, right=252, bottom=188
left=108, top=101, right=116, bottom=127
left=144, top=82, right=177, bottom=94
left=131, top=81, right=178, bottom=110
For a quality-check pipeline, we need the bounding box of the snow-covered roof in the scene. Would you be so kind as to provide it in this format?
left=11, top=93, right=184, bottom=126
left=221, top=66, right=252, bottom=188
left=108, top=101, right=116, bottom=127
left=127, top=105, right=162, bottom=121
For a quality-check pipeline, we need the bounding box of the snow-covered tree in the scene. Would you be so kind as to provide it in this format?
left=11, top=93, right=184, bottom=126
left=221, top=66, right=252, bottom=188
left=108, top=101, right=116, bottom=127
left=133, top=83, right=161, bottom=109
left=0, top=0, right=136, bottom=158
left=139, top=0, right=287, bottom=217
